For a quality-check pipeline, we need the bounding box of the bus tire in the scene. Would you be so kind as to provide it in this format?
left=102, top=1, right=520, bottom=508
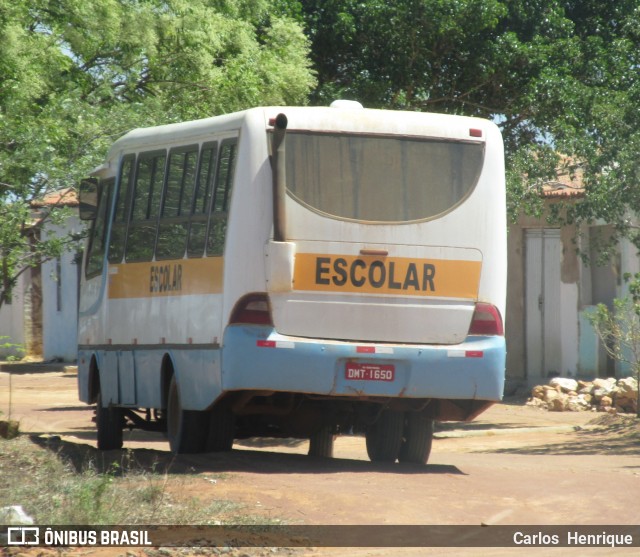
left=398, top=413, right=434, bottom=465
left=206, top=404, right=235, bottom=452
left=365, top=410, right=404, bottom=463
left=308, top=426, right=335, bottom=458
left=167, top=376, right=209, bottom=454
left=96, top=390, right=123, bottom=451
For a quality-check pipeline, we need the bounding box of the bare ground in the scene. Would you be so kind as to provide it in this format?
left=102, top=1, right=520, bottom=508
left=1, top=369, right=640, bottom=556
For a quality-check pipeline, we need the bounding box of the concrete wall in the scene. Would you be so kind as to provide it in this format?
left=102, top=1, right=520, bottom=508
left=0, top=273, right=26, bottom=359
left=505, top=223, right=526, bottom=387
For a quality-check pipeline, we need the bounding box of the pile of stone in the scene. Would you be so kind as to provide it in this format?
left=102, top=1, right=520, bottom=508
left=527, top=376, right=638, bottom=413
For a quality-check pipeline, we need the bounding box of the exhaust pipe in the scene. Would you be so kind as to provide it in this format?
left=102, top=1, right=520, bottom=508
left=270, top=113, right=288, bottom=242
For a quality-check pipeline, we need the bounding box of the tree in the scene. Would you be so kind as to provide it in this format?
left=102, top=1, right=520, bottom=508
left=299, top=0, right=640, bottom=231
left=0, top=0, right=316, bottom=309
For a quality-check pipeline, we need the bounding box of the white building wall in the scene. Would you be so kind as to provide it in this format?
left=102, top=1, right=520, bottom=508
left=41, top=215, right=83, bottom=362
left=560, top=281, right=579, bottom=376
left=511, top=213, right=640, bottom=383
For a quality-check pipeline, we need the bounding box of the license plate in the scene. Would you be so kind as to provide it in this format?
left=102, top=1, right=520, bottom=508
left=345, top=362, right=395, bottom=382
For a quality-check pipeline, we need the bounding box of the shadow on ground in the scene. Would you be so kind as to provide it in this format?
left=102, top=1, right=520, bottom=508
left=481, top=415, right=640, bottom=456
left=435, top=421, right=539, bottom=432
left=27, top=433, right=465, bottom=478
left=234, top=437, right=307, bottom=449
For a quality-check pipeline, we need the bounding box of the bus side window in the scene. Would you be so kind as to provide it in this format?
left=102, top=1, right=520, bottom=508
left=207, top=138, right=237, bottom=257
left=156, top=146, right=198, bottom=260
left=108, top=155, right=135, bottom=263
left=125, top=151, right=166, bottom=262
left=187, top=141, right=218, bottom=258
left=85, top=177, right=115, bottom=278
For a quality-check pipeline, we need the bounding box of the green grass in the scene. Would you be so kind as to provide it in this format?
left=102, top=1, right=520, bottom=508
left=0, top=435, right=281, bottom=526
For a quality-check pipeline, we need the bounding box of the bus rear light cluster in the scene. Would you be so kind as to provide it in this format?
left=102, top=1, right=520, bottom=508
left=469, top=303, right=504, bottom=336
left=229, top=294, right=273, bottom=326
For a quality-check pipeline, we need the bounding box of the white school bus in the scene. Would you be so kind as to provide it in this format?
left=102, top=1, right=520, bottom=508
left=77, top=101, right=506, bottom=464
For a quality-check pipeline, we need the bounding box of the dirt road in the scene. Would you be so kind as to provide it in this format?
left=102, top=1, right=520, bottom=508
left=2, top=369, right=639, bottom=555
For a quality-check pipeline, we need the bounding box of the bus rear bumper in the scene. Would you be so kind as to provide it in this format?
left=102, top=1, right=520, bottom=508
left=222, top=325, right=505, bottom=403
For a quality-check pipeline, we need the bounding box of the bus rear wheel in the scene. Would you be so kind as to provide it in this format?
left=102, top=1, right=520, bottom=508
left=96, top=390, right=123, bottom=450
left=398, top=413, right=434, bottom=465
left=308, top=426, right=335, bottom=458
left=206, top=404, right=235, bottom=452
left=365, top=410, right=404, bottom=463
left=167, top=376, right=209, bottom=454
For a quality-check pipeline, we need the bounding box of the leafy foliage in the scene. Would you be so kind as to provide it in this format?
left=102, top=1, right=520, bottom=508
left=0, top=335, right=25, bottom=362
left=4, top=0, right=640, bottom=312
left=300, top=1, right=640, bottom=229
left=587, top=296, right=640, bottom=417
left=0, top=0, right=315, bottom=308
left=588, top=271, right=640, bottom=418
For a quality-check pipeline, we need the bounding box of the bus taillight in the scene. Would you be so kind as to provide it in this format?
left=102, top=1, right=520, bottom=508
left=469, top=303, right=503, bottom=336
left=229, top=294, right=273, bottom=326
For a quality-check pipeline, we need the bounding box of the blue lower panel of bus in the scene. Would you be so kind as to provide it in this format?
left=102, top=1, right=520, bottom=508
left=222, top=325, right=505, bottom=401
left=78, top=346, right=223, bottom=411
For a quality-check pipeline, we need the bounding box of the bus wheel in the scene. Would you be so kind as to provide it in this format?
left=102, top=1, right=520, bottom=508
left=398, top=413, right=434, bottom=465
left=206, top=404, right=235, bottom=452
left=96, top=390, right=123, bottom=450
left=167, top=376, right=209, bottom=454
left=308, top=426, right=335, bottom=458
left=365, top=410, right=404, bottom=463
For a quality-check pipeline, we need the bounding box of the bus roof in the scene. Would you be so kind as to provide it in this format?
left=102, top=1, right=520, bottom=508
left=99, top=105, right=498, bottom=172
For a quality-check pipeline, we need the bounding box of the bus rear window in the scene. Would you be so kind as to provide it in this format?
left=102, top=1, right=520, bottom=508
left=285, top=133, right=484, bottom=222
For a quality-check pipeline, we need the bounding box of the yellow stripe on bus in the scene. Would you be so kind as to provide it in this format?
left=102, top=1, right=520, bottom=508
left=293, top=253, right=481, bottom=299
left=108, top=258, right=224, bottom=299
